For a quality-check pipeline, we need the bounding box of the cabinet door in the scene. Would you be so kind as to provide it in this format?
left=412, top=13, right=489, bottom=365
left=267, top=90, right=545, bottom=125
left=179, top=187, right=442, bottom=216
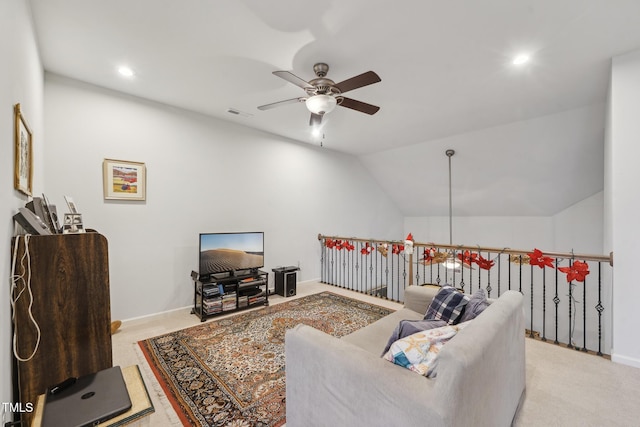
left=12, top=233, right=112, bottom=426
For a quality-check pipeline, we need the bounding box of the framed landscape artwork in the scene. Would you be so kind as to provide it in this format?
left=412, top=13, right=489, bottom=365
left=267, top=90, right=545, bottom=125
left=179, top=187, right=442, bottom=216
left=103, top=159, right=146, bottom=201
left=14, top=103, right=33, bottom=196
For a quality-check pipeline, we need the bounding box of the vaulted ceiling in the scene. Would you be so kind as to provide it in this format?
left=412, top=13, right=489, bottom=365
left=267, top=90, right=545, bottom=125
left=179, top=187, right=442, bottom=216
left=28, top=0, right=640, bottom=215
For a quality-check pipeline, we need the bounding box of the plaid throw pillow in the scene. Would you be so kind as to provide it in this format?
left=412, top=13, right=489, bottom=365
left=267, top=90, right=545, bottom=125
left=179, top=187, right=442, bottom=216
left=424, top=286, right=470, bottom=324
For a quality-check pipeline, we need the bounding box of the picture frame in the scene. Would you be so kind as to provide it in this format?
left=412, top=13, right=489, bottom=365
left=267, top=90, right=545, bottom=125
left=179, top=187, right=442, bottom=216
left=102, top=159, right=146, bottom=201
left=64, top=195, right=79, bottom=214
left=14, top=103, right=33, bottom=196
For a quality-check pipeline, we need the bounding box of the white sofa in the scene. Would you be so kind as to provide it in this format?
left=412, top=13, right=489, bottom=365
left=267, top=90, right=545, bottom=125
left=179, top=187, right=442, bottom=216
left=285, top=285, right=525, bottom=427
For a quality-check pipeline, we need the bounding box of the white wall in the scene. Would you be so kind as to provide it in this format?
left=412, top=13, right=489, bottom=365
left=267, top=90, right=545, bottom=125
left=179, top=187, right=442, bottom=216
left=1, top=0, right=44, bottom=418
left=361, top=104, right=605, bottom=217
left=42, top=74, right=404, bottom=320
left=404, top=216, right=555, bottom=250
left=553, top=191, right=604, bottom=254
left=608, top=49, right=640, bottom=368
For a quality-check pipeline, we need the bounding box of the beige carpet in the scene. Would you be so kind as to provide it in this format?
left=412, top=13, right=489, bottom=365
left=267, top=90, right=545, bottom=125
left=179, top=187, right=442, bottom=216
left=113, top=281, right=640, bottom=427
left=514, top=338, right=640, bottom=427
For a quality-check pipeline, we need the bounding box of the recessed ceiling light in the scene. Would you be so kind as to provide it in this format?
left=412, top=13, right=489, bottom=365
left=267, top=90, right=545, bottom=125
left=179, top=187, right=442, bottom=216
left=117, top=66, right=135, bottom=78
left=512, top=54, right=530, bottom=66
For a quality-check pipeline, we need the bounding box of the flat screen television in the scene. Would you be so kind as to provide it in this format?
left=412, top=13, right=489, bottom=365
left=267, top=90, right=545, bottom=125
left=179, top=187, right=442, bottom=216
left=199, top=232, right=264, bottom=276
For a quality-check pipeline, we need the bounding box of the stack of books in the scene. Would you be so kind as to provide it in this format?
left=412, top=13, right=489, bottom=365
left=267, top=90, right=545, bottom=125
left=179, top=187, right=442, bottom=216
left=238, top=295, right=248, bottom=308
left=203, top=297, right=222, bottom=314
left=222, top=292, right=237, bottom=311
left=202, top=286, right=220, bottom=298
left=248, top=291, right=266, bottom=306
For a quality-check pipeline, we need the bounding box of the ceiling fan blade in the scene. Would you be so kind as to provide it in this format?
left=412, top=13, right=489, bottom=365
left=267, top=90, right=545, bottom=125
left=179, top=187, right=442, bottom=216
left=334, top=71, right=381, bottom=94
left=338, top=97, right=380, bottom=115
left=258, top=97, right=306, bottom=111
left=309, top=113, right=323, bottom=126
left=273, top=71, right=314, bottom=90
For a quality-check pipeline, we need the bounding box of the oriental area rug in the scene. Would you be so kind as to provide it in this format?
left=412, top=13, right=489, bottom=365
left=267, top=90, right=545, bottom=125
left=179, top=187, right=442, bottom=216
left=138, top=292, right=393, bottom=427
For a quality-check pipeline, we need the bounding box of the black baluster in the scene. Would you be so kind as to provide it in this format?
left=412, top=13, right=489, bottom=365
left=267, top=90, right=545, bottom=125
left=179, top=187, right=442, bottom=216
left=351, top=242, right=355, bottom=292
left=508, top=255, right=512, bottom=291
left=554, top=258, right=559, bottom=345
left=530, top=263, right=534, bottom=338
left=371, top=245, right=376, bottom=297
left=568, top=259, right=574, bottom=350
left=356, top=246, right=361, bottom=293
left=486, top=251, right=492, bottom=298
left=477, top=252, right=481, bottom=293
left=542, top=267, right=547, bottom=342
left=320, top=239, right=325, bottom=283
left=582, top=271, right=587, bottom=353
left=436, top=248, right=441, bottom=285
left=519, top=255, right=523, bottom=294
left=385, top=245, right=389, bottom=295
left=497, top=253, right=501, bottom=297
left=596, top=262, right=603, bottom=356
left=330, top=245, right=335, bottom=285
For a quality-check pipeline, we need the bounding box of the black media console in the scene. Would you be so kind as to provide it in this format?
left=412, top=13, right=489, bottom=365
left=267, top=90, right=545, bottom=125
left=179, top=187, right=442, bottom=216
left=191, top=269, right=269, bottom=322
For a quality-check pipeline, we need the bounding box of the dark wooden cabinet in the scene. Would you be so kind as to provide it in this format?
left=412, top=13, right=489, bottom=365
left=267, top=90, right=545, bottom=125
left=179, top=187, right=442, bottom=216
left=10, top=232, right=112, bottom=426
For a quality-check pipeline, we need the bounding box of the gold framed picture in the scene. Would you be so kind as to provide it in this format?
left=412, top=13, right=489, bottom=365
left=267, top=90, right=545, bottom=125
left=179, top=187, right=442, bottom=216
left=14, top=103, right=33, bottom=196
left=103, top=159, right=146, bottom=201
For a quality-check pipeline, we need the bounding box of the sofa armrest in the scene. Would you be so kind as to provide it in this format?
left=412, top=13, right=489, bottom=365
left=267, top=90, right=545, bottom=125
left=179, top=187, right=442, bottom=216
left=285, top=324, right=446, bottom=427
left=436, top=290, right=526, bottom=426
left=403, top=285, right=439, bottom=314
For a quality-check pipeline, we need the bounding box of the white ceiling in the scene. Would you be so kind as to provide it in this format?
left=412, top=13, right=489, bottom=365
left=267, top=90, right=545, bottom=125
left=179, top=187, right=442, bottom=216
left=28, top=0, right=640, bottom=216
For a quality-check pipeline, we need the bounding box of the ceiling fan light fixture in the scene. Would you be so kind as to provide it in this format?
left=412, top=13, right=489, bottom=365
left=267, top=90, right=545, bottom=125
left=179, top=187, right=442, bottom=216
left=117, top=65, right=135, bottom=78
left=512, top=54, right=530, bottom=65
left=305, top=94, right=337, bottom=115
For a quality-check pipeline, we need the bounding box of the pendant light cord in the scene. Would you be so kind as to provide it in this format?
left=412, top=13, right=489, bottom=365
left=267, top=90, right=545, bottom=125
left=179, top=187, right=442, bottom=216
left=446, top=149, right=455, bottom=246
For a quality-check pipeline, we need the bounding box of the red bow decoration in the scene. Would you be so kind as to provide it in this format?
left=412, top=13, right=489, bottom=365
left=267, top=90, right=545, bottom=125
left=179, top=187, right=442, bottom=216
left=528, top=248, right=555, bottom=269
left=336, top=240, right=354, bottom=251
left=475, top=254, right=495, bottom=270
left=457, top=250, right=478, bottom=266
left=361, top=242, right=375, bottom=255
left=558, top=260, right=590, bottom=282
left=392, top=244, right=404, bottom=255
left=325, top=239, right=336, bottom=249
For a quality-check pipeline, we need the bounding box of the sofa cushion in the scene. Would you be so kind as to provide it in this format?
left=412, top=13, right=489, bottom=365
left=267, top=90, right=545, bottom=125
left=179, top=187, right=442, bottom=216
left=382, top=322, right=469, bottom=377
left=342, top=308, right=423, bottom=356
left=424, top=286, right=470, bottom=324
left=459, top=288, right=491, bottom=323
left=381, top=319, right=447, bottom=355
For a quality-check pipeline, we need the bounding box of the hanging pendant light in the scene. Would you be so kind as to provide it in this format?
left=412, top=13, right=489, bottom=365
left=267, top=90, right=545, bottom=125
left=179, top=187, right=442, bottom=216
left=444, top=149, right=462, bottom=270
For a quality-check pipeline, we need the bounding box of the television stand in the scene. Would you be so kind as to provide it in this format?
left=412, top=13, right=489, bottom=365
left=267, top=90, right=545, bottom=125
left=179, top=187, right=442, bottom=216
left=191, top=270, right=269, bottom=322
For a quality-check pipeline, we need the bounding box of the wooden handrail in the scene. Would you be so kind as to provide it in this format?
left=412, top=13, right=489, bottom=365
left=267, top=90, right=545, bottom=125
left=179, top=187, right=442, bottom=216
left=317, top=233, right=613, bottom=266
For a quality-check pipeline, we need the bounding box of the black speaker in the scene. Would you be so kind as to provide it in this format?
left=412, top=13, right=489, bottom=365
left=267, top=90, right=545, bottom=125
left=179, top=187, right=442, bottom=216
left=284, top=271, right=297, bottom=297
left=274, top=269, right=297, bottom=297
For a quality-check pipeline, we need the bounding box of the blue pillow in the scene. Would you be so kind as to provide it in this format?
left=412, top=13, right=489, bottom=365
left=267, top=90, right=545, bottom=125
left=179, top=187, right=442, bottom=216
left=424, top=286, right=470, bottom=324
left=459, top=289, right=490, bottom=323
left=382, top=319, right=447, bottom=356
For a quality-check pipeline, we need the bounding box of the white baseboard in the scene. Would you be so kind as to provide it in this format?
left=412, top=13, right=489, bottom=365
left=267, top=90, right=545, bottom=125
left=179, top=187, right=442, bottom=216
left=297, top=277, right=321, bottom=285
left=121, top=304, right=191, bottom=323
left=611, top=350, right=640, bottom=368
left=120, top=278, right=322, bottom=323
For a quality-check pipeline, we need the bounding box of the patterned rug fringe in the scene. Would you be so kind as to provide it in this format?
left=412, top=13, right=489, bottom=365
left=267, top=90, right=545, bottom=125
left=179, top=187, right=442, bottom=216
left=133, top=342, right=184, bottom=426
